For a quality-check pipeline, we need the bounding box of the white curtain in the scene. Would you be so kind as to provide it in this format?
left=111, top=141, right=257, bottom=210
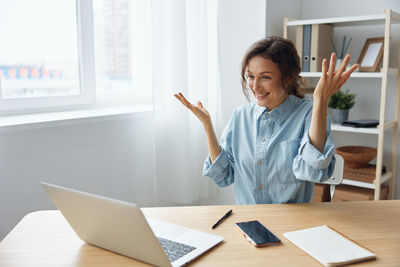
left=152, top=0, right=221, bottom=205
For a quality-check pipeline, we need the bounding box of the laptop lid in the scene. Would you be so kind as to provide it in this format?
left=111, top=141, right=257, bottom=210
left=41, top=182, right=223, bottom=267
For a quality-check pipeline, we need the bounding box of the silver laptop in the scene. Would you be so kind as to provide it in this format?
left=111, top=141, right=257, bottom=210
left=41, top=182, right=223, bottom=267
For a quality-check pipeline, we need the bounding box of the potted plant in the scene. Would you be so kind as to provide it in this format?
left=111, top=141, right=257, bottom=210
left=328, top=89, right=356, bottom=124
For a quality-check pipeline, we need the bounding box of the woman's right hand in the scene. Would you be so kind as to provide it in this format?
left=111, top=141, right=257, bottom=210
left=174, top=92, right=211, bottom=125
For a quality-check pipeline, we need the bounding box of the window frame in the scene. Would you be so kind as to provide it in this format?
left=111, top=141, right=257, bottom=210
left=0, top=0, right=95, bottom=115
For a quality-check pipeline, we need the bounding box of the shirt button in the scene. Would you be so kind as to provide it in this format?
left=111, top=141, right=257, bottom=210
left=257, top=160, right=262, bottom=166
left=265, top=113, right=270, bottom=117
left=261, top=137, right=265, bottom=142
left=259, top=184, right=263, bottom=189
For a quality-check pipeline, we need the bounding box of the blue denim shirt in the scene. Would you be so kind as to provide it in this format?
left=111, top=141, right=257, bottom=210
left=203, top=95, right=335, bottom=204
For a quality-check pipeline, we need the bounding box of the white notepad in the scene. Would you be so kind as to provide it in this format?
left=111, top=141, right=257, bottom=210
left=284, top=225, right=376, bottom=267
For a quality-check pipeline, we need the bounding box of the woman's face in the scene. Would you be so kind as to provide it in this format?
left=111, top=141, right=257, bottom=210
left=246, top=56, right=288, bottom=110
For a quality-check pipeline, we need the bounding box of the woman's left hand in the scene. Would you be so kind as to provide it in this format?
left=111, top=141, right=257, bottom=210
left=313, top=53, right=358, bottom=103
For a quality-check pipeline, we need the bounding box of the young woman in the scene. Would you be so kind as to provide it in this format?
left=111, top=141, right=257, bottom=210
left=175, top=37, right=358, bottom=204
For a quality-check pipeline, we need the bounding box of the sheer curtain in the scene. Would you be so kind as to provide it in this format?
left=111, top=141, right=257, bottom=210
left=152, top=0, right=221, bottom=206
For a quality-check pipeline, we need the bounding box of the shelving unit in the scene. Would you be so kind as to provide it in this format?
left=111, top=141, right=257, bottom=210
left=284, top=9, right=400, bottom=200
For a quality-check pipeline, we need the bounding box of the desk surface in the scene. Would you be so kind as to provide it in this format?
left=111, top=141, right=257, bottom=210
left=1, top=200, right=399, bottom=266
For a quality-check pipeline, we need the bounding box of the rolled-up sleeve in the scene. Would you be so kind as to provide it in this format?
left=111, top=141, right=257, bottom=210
left=299, top=133, right=335, bottom=169
left=203, top=147, right=234, bottom=187
left=293, top=114, right=336, bottom=183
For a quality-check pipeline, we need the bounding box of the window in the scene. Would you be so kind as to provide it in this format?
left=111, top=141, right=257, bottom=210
left=0, top=0, right=152, bottom=115
left=0, top=0, right=80, bottom=99
left=93, top=0, right=152, bottom=107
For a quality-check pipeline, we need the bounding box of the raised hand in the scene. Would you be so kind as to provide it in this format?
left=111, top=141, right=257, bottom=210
left=174, top=92, right=211, bottom=125
left=308, top=53, right=358, bottom=152
left=175, top=92, right=221, bottom=161
left=314, top=53, right=359, bottom=103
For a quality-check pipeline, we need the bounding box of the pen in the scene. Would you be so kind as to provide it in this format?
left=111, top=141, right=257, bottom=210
left=212, top=210, right=233, bottom=229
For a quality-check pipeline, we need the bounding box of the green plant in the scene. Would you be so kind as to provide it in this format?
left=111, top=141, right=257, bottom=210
left=328, top=89, right=356, bottom=110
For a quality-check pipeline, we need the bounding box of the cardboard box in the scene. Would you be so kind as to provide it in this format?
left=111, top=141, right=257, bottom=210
left=312, top=184, right=330, bottom=202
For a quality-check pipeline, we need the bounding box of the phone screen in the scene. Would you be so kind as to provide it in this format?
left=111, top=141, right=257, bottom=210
left=236, top=220, right=281, bottom=247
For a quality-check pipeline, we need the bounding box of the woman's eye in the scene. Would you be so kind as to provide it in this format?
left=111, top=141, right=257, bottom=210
left=262, top=76, right=271, bottom=79
left=246, top=75, right=254, bottom=80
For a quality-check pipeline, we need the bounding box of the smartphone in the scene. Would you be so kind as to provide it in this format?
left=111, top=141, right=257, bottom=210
left=235, top=220, right=282, bottom=247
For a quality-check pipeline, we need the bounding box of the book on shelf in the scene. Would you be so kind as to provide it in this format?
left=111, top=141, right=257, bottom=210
left=299, top=24, right=312, bottom=72
left=341, top=119, right=379, bottom=128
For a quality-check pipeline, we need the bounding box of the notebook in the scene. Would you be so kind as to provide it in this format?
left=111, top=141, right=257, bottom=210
left=42, top=182, right=223, bottom=267
left=284, top=225, right=376, bottom=267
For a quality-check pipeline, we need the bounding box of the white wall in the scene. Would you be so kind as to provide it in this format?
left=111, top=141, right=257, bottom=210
left=0, top=114, right=157, bottom=240
left=266, top=0, right=302, bottom=37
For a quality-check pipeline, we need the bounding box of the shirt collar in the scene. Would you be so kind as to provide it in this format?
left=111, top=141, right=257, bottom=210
left=255, top=95, right=300, bottom=125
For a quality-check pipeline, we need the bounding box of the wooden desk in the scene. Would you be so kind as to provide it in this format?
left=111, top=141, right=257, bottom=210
left=1, top=200, right=399, bottom=266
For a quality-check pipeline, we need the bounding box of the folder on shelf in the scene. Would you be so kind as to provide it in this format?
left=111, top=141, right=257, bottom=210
left=284, top=225, right=376, bottom=267
left=302, top=25, right=312, bottom=72
left=296, top=25, right=303, bottom=68
left=310, top=24, right=333, bottom=72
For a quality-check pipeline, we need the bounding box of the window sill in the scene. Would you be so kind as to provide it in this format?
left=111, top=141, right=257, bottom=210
left=0, top=104, right=153, bottom=128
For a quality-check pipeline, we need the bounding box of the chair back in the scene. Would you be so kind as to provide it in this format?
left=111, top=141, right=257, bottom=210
left=321, top=154, right=344, bottom=186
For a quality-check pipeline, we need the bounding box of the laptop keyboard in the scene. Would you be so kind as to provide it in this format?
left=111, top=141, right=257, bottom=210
left=157, top=237, right=196, bottom=262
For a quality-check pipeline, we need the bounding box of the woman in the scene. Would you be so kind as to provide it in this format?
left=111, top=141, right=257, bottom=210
left=175, top=36, right=358, bottom=204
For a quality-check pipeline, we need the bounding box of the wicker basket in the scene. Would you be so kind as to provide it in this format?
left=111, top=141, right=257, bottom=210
left=335, top=146, right=377, bottom=168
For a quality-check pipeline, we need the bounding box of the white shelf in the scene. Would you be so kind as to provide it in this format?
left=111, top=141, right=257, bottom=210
left=331, top=124, right=378, bottom=134
left=301, top=68, right=398, bottom=78
left=342, top=179, right=375, bottom=189
left=342, top=172, right=392, bottom=189
left=286, top=12, right=400, bottom=26
left=331, top=121, right=396, bottom=134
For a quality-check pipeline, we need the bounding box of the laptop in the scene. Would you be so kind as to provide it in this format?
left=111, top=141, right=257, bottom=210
left=41, top=182, right=223, bottom=267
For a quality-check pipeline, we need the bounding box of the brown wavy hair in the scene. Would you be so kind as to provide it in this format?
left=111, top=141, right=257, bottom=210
left=241, top=36, right=304, bottom=101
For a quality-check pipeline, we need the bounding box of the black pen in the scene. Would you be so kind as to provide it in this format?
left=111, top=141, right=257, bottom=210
left=212, top=210, right=233, bottom=229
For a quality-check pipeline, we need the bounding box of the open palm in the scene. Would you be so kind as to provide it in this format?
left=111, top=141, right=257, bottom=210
left=314, top=53, right=359, bottom=102
left=174, top=92, right=211, bottom=124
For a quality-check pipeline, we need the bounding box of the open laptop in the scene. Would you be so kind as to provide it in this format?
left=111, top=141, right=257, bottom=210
left=41, top=182, right=223, bottom=267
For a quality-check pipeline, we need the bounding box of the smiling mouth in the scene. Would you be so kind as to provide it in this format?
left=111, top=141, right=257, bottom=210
left=256, top=92, right=270, bottom=99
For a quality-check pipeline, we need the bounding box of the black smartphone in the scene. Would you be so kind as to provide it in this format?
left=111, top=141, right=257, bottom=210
left=235, top=220, right=282, bottom=247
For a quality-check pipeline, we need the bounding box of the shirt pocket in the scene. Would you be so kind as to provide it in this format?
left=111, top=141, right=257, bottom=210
left=267, top=139, right=302, bottom=203
left=274, top=139, right=301, bottom=183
